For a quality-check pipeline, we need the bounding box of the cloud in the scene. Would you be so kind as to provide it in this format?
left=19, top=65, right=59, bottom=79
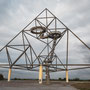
left=79, top=43, right=90, bottom=63
left=54, top=0, right=90, bottom=31
left=0, top=0, right=90, bottom=79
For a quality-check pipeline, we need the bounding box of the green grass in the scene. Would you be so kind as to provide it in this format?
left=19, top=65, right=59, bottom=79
left=80, top=89, right=90, bottom=90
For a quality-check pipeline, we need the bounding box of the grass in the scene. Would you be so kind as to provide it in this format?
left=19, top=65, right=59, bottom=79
left=71, top=83, right=90, bottom=90
left=80, top=89, right=90, bottom=90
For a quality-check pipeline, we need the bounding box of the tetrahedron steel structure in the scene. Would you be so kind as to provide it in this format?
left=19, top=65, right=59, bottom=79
left=0, top=8, right=90, bottom=83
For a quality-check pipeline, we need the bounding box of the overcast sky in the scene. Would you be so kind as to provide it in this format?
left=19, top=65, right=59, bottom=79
left=0, top=0, right=90, bottom=79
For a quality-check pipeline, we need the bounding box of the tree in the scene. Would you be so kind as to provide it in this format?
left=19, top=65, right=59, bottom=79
left=0, top=74, right=4, bottom=80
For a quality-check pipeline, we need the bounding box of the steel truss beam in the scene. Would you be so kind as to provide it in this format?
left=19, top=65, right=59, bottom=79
left=0, top=8, right=90, bottom=82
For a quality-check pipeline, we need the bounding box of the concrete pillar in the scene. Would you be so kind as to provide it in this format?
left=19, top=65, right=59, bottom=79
left=66, top=69, right=69, bottom=83
left=8, top=68, right=11, bottom=82
left=39, top=65, right=43, bottom=84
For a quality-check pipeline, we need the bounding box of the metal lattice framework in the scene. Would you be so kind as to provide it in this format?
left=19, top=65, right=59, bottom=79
left=0, top=8, right=90, bottom=83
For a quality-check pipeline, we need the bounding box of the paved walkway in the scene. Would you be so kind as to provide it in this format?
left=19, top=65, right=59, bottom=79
left=0, top=80, right=78, bottom=90
left=0, top=85, right=77, bottom=90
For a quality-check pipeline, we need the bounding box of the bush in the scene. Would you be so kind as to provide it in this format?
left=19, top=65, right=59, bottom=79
left=0, top=74, right=4, bottom=80
left=58, top=78, right=62, bottom=80
left=73, top=78, right=80, bottom=81
left=58, top=78, right=66, bottom=81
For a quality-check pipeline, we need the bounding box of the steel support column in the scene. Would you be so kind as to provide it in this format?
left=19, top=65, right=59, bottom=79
left=8, top=68, right=11, bottom=82
left=66, top=69, right=68, bottom=83
left=39, top=65, right=43, bottom=84
left=66, top=30, right=69, bottom=83
left=46, top=66, right=50, bottom=84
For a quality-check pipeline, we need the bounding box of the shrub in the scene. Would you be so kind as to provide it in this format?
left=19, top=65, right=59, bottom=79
left=0, top=74, right=4, bottom=80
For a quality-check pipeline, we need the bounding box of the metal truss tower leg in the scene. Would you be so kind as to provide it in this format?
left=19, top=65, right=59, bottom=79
left=66, top=69, right=69, bottom=83
left=39, top=65, right=43, bottom=84
left=46, top=66, right=50, bottom=84
left=8, top=68, right=11, bottom=82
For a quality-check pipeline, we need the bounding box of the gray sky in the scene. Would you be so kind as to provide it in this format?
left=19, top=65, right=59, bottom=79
left=0, top=0, right=90, bottom=79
